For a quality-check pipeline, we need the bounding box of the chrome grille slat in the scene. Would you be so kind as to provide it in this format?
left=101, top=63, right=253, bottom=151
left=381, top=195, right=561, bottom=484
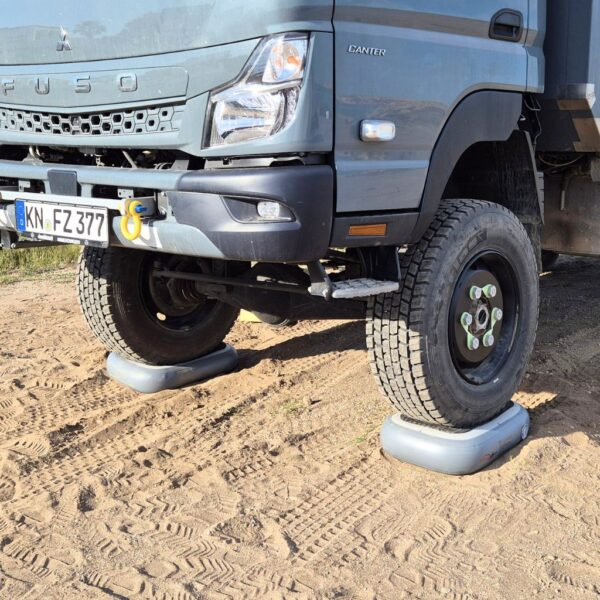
left=0, top=104, right=183, bottom=136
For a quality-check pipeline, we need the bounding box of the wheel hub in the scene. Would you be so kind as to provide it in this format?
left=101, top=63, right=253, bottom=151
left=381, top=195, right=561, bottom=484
left=452, top=269, right=504, bottom=364
left=474, top=304, right=490, bottom=332
left=145, top=256, right=213, bottom=328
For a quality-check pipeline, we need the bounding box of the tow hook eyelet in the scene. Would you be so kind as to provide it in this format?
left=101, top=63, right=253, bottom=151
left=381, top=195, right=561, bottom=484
left=120, top=200, right=146, bottom=241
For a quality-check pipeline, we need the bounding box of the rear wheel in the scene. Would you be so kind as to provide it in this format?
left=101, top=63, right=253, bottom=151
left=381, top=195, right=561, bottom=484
left=245, top=264, right=307, bottom=328
left=77, top=247, right=240, bottom=365
left=367, top=199, right=539, bottom=429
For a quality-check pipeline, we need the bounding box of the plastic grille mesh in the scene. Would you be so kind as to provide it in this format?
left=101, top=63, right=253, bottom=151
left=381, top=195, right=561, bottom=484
left=0, top=104, right=183, bottom=136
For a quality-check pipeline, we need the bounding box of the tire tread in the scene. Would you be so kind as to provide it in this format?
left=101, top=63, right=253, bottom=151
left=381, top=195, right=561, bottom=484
left=366, top=199, right=538, bottom=427
left=77, top=246, right=144, bottom=362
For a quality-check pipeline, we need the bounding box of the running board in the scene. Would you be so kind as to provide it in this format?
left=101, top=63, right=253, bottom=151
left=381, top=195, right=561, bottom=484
left=309, top=278, right=400, bottom=299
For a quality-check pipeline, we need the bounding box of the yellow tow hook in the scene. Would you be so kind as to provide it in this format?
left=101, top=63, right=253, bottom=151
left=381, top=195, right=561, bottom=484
left=120, top=200, right=147, bottom=241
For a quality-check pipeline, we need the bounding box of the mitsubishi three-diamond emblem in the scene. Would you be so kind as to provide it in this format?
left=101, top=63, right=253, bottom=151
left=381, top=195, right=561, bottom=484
left=57, top=26, right=72, bottom=52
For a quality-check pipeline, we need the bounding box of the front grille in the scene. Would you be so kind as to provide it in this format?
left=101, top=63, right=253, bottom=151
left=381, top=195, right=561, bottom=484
left=0, top=104, right=183, bottom=136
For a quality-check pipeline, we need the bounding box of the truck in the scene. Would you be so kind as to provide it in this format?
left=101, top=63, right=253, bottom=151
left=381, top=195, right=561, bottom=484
left=0, top=0, right=595, bottom=429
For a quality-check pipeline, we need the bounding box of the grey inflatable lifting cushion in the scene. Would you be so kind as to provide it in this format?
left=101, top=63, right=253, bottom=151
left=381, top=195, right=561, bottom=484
left=107, top=344, right=238, bottom=394
left=380, top=403, right=530, bottom=475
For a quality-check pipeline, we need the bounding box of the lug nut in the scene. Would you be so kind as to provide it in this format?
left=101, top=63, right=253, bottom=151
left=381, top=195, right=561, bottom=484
left=493, top=308, right=503, bottom=321
left=470, top=286, right=483, bottom=300
left=468, top=337, right=480, bottom=351
left=461, top=312, right=473, bottom=327
left=483, top=333, right=495, bottom=348
left=483, top=284, right=497, bottom=299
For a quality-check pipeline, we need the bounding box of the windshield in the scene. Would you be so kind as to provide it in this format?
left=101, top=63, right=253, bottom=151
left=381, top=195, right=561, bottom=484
left=0, top=0, right=333, bottom=65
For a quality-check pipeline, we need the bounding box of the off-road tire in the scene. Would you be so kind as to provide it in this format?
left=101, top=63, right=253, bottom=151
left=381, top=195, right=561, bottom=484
left=77, top=246, right=239, bottom=365
left=367, top=199, right=539, bottom=429
left=253, top=314, right=298, bottom=329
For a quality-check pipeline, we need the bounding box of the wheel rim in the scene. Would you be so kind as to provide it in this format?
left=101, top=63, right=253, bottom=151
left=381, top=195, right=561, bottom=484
left=448, top=251, right=520, bottom=385
left=141, top=255, right=218, bottom=332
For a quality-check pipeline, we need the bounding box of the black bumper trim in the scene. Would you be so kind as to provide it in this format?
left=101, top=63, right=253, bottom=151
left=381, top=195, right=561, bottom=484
left=171, top=165, right=334, bottom=263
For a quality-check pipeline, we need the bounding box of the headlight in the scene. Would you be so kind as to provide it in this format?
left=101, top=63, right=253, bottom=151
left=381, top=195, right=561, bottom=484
left=206, top=33, right=309, bottom=148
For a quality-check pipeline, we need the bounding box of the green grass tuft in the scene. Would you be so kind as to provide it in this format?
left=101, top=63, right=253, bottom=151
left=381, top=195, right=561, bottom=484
left=281, top=400, right=304, bottom=415
left=0, top=245, right=80, bottom=284
left=354, top=423, right=379, bottom=446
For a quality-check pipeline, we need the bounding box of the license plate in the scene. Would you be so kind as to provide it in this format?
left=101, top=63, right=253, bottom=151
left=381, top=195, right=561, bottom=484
left=15, top=200, right=109, bottom=246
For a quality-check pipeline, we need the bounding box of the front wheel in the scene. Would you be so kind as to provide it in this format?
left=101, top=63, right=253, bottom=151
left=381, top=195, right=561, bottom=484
left=367, top=199, right=539, bottom=429
left=77, top=247, right=240, bottom=365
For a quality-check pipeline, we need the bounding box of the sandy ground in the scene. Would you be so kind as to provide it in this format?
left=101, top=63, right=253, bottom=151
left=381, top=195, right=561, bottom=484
left=0, top=257, right=598, bottom=600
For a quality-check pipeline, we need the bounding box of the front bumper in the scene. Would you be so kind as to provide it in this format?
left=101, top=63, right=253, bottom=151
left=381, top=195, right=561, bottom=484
left=0, top=161, right=334, bottom=263
left=172, top=165, right=333, bottom=262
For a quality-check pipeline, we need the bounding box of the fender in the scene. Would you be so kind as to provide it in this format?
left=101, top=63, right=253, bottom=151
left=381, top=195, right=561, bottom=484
left=410, top=91, right=523, bottom=242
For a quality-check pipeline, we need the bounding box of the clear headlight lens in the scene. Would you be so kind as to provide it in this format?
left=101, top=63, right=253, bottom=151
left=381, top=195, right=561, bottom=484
left=207, top=33, right=308, bottom=148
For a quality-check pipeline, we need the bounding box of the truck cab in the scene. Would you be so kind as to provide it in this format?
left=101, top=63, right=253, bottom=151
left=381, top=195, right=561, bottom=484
left=0, top=1, right=574, bottom=429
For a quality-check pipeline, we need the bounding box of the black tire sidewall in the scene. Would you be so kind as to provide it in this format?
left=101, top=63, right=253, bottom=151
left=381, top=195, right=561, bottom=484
left=420, top=207, right=538, bottom=425
left=92, top=248, right=239, bottom=365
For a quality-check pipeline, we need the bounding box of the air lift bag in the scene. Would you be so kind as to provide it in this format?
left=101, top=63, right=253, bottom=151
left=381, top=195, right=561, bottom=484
left=106, top=344, right=238, bottom=394
left=380, top=403, right=530, bottom=475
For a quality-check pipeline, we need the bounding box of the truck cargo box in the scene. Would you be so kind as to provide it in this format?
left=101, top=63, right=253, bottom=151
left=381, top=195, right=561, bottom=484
left=539, top=0, right=600, bottom=152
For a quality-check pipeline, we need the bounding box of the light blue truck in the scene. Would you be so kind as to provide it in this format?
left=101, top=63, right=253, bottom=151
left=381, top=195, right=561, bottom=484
left=0, top=1, right=595, bottom=429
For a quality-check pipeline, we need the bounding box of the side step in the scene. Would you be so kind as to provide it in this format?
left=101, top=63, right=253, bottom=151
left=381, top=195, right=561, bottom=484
left=331, top=278, right=400, bottom=299
left=310, top=278, right=400, bottom=299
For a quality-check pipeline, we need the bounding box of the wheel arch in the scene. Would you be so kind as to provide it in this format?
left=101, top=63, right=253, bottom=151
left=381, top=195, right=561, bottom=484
left=411, top=91, right=540, bottom=242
